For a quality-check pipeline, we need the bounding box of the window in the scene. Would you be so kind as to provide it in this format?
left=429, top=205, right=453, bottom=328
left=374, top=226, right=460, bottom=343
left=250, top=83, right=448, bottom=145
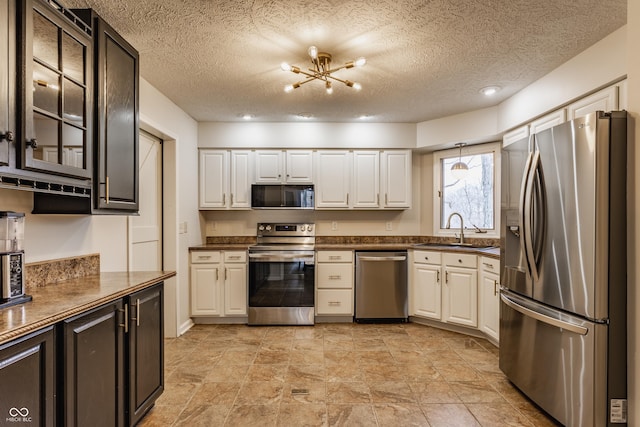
left=433, top=142, right=500, bottom=237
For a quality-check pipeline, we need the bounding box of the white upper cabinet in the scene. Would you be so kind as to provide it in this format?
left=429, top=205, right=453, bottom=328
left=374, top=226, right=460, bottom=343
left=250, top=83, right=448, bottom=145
left=199, top=149, right=251, bottom=210
left=315, top=150, right=351, bottom=209
left=352, top=151, right=380, bottom=208
left=502, top=125, right=529, bottom=147
left=381, top=150, right=411, bottom=209
left=530, top=109, right=566, bottom=134
left=199, top=149, right=228, bottom=209
left=229, top=151, right=252, bottom=208
left=316, top=149, right=411, bottom=210
left=567, top=85, right=618, bottom=120
left=254, top=150, right=313, bottom=183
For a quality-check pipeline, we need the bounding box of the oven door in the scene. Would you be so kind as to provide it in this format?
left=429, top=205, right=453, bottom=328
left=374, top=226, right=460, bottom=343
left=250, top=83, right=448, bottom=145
left=248, top=250, right=315, bottom=325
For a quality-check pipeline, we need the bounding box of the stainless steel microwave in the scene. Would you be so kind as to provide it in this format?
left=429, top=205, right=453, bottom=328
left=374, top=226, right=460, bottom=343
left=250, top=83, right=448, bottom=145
left=251, top=184, right=314, bottom=209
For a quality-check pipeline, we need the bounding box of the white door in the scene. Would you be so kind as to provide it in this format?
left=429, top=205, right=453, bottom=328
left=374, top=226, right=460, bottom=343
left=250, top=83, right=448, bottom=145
left=131, top=131, right=162, bottom=271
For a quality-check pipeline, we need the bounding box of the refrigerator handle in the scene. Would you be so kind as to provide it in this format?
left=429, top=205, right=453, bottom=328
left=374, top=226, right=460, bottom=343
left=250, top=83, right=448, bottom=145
left=500, top=293, right=588, bottom=335
left=518, top=146, right=535, bottom=279
left=523, top=150, right=541, bottom=282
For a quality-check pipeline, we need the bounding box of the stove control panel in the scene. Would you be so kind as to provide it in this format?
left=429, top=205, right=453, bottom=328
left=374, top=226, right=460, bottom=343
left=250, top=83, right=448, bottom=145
left=256, top=223, right=315, bottom=237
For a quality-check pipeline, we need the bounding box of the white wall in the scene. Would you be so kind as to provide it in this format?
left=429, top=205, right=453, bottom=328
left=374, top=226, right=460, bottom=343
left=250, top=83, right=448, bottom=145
left=198, top=122, right=416, bottom=149
left=626, top=0, right=639, bottom=424
left=139, top=78, right=200, bottom=337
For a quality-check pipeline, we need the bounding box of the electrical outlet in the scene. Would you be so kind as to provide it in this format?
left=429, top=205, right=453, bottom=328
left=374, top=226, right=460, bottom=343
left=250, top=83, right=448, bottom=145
left=179, top=221, right=188, bottom=234
left=386, top=221, right=393, bottom=231
left=331, top=221, right=338, bottom=231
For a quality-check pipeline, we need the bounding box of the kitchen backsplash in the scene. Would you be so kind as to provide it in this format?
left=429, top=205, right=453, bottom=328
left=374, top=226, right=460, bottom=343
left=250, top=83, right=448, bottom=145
left=25, top=254, right=100, bottom=291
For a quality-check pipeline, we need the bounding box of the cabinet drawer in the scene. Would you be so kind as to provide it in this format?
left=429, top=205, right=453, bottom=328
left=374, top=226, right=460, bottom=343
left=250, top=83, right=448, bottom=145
left=317, top=264, right=353, bottom=289
left=317, top=251, right=353, bottom=263
left=480, top=256, right=499, bottom=272
left=224, top=251, right=247, bottom=263
left=413, top=250, right=441, bottom=265
left=191, top=251, right=221, bottom=264
left=316, top=289, right=353, bottom=315
left=443, top=252, right=477, bottom=268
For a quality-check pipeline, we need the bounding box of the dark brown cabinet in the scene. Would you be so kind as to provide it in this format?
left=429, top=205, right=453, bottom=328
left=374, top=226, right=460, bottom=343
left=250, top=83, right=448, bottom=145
left=35, top=9, right=140, bottom=213
left=61, top=299, right=125, bottom=426
left=0, top=0, right=15, bottom=168
left=127, top=284, right=164, bottom=425
left=0, top=326, right=56, bottom=426
left=16, top=0, right=93, bottom=181
left=61, top=282, right=163, bottom=426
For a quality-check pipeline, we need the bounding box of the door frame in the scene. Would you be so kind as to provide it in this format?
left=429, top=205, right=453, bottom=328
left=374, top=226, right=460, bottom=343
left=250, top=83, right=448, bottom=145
left=127, top=115, right=179, bottom=338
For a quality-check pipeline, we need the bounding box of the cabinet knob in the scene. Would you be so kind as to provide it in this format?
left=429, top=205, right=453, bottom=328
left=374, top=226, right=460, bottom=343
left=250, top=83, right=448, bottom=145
left=0, top=131, right=14, bottom=142
left=26, top=138, right=38, bottom=149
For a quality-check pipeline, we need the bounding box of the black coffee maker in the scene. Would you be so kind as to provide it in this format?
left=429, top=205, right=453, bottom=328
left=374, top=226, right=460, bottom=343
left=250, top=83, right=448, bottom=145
left=0, top=212, right=28, bottom=307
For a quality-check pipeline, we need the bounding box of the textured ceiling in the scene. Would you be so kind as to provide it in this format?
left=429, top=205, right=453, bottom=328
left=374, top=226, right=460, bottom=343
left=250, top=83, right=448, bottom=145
left=61, top=0, right=626, bottom=123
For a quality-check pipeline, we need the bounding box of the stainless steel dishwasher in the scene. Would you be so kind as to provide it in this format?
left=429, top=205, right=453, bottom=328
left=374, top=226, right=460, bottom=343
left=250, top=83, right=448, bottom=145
left=355, top=251, right=408, bottom=322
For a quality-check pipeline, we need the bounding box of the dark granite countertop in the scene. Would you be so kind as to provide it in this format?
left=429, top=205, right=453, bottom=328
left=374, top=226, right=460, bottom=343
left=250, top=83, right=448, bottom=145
left=0, top=271, right=176, bottom=345
left=316, top=243, right=500, bottom=258
left=189, top=244, right=252, bottom=251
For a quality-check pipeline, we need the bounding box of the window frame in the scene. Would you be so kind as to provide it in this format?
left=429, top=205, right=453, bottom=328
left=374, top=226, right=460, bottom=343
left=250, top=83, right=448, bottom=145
left=432, top=142, right=501, bottom=239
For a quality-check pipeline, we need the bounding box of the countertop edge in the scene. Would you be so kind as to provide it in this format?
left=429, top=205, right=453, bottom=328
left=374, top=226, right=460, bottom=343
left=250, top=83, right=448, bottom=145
left=0, top=271, right=176, bottom=346
left=189, top=243, right=499, bottom=258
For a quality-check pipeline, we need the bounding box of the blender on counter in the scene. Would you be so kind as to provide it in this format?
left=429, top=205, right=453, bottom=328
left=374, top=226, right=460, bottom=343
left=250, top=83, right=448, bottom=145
left=0, top=211, right=30, bottom=307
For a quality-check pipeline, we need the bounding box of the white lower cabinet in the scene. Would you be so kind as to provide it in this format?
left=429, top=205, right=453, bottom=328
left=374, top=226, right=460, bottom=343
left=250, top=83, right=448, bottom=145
left=315, top=251, right=354, bottom=316
left=411, top=250, right=442, bottom=319
left=411, top=250, right=480, bottom=329
left=190, top=250, right=247, bottom=318
left=479, top=256, right=500, bottom=342
left=443, top=252, right=478, bottom=327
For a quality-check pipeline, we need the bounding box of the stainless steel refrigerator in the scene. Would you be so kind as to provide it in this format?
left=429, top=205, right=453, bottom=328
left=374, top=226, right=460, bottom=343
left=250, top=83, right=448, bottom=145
left=499, top=111, right=627, bottom=426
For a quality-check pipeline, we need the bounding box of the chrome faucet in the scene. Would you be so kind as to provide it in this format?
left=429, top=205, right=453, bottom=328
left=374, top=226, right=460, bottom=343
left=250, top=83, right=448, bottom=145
left=446, top=212, right=465, bottom=245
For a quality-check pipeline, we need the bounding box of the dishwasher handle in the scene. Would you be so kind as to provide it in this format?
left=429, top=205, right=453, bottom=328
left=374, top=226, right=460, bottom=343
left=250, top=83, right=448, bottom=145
left=358, top=256, right=407, bottom=262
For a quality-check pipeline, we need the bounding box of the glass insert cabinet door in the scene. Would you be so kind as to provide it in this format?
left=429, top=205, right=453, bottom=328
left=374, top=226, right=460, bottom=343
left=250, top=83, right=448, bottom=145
left=18, top=0, right=92, bottom=179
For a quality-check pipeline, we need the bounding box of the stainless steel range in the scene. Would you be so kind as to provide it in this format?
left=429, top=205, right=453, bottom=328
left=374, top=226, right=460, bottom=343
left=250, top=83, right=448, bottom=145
left=248, top=223, right=315, bottom=325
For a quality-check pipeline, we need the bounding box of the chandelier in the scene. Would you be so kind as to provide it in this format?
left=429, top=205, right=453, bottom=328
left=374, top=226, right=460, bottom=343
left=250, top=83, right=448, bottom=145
left=280, top=46, right=366, bottom=94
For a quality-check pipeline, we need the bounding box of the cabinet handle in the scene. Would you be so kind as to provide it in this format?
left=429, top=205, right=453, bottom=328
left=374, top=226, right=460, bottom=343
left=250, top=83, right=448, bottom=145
left=385, top=193, right=388, bottom=205
left=223, top=193, right=226, bottom=205
left=105, top=176, right=110, bottom=204
left=224, top=268, right=228, bottom=280
left=494, top=280, right=499, bottom=296
left=228, top=255, right=241, bottom=260
left=483, top=262, right=494, bottom=269
left=119, top=304, right=129, bottom=333
left=328, top=275, right=341, bottom=280
left=377, top=194, right=380, bottom=205
left=198, top=255, right=212, bottom=260
left=445, top=271, right=449, bottom=283
left=328, top=301, right=341, bottom=306
left=328, top=256, right=341, bottom=260
left=0, top=131, right=14, bottom=142
left=346, top=193, right=349, bottom=204
left=231, top=193, right=234, bottom=205
left=437, top=270, right=440, bottom=283
left=130, top=298, right=141, bottom=326
left=26, top=138, right=38, bottom=149
left=458, top=259, right=463, bottom=263
left=424, top=256, right=429, bottom=261
left=216, top=269, right=219, bottom=281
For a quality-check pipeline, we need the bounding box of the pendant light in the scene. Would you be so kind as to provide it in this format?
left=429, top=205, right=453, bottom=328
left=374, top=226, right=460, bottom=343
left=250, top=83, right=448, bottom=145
left=451, top=143, right=469, bottom=180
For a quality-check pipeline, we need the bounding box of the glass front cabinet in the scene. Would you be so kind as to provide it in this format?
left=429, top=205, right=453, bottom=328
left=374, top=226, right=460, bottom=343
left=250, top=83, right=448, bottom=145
left=17, top=0, right=92, bottom=181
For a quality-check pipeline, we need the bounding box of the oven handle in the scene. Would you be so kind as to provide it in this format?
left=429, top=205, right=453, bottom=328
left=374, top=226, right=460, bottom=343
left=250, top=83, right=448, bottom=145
left=249, top=253, right=315, bottom=260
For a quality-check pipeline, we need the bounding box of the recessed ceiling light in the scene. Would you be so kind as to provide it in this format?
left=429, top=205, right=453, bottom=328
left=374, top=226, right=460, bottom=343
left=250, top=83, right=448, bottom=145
left=479, top=86, right=501, bottom=96
left=242, top=114, right=253, bottom=120
left=297, top=113, right=313, bottom=119
left=358, top=114, right=371, bottom=120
